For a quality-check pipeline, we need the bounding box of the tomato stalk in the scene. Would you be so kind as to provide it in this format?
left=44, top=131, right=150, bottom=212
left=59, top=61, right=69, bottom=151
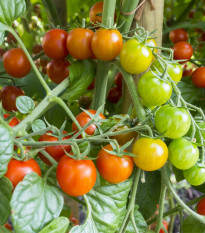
left=42, top=0, right=61, bottom=26
left=40, top=150, right=58, bottom=166
left=179, top=209, right=184, bottom=232
left=43, top=164, right=57, bottom=180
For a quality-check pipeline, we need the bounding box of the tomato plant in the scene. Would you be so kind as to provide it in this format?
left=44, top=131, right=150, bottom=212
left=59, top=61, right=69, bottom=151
left=173, top=41, right=193, bottom=62
left=169, top=28, right=188, bottom=44
left=89, top=1, right=104, bottom=23
left=107, top=86, right=122, bottom=103
left=197, top=198, right=205, bottom=215
left=191, top=67, right=205, bottom=88
left=183, top=165, right=205, bottom=186
left=4, top=114, right=20, bottom=127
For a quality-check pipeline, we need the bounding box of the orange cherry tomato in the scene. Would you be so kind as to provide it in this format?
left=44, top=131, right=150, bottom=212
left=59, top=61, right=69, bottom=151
left=191, top=67, right=205, bottom=88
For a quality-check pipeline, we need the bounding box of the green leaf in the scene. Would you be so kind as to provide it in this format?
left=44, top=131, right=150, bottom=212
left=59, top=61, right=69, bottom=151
left=135, top=171, right=161, bottom=220
left=87, top=179, right=133, bottom=233
left=39, top=217, right=69, bottom=233
left=183, top=215, right=205, bottom=233
left=31, top=119, right=46, bottom=133
left=0, top=124, right=13, bottom=178
left=11, top=173, right=64, bottom=233
left=172, top=166, right=184, bottom=182
left=16, top=96, right=35, bottom=114
left=125, top=205, right=148, bottom=233
left=0, top=225, right=12, bottom=233
left=61, top=60, right=96, bottom=102
left=0, top=30, right=4, bottom=45
left=0, top=0, right=26, bottom=26
left=0, top=177, right=13, bottom=225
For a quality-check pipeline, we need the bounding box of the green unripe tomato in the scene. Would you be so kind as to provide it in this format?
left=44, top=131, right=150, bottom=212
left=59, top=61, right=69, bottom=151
left=151, top=60, right=182, bottom=83
left=137, top=72, right=172, bottom=108
left=183, top=165, right=205, bottom=186
left=195, top=122, right=205, bottom=143
left=168, top=138, right=199, bottom=170
left=155, top=105, right=191, bottom=139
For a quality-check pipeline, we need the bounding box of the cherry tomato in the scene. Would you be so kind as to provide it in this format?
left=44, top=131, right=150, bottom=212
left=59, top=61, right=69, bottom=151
left=47, top=59, right=70, bottom=84
left=72, top=110, right=106, bottom=136
left=91, top=29, right=123, bottom=61
left=56, top=155, right=97, bottom=196
left=193, top=121, right=205, bottom=143
left=168, top=138, right=199, bottom=170
left=191, top=67, right=205, bottom=88
left=173, top=41, right=193, bottom=62
left=183, top=165, right=205, bottom=186
left=5, top=158, right=41, bottom=188
left=0, top=47, right=5, bottom=57
left=38, top=131, right=71, bottom=165
left=66, top=28, right=94, bottom=60
left=114, top=72, right=123, bottom=89
left=4, top=223, right=12, bottom=230
left=78, top=96, right=91, bottom=109
left=70, top=216, right=79, bottom=226
left=151, top=59, right=182, bottom=83
left=155, top=105, right=191, bottom=139
left=96, top=144, right=133, bottom=183
left=137, top=71, right=172, bottom=108
left=132, top=138, right=168, bottom=171
left=43, top=29, right=69, bottom=59
left=87, top=79, right=95, bottom=90
left=120, top=39, right=152, bottom=74
left=169, top=29, right=188, bottom=44
left=107, top=87, right=122, bottom=103
left=146, top=38, right=157, bottom=60
left=4, top=114, right=20, bottom=127
left=1, top=86, right=25, bottom=112
left=197, top=198, right=205, bottom=215
left=3, top=48, right=31, bottom=78
left=183, top=68, right=192, bottom=77
left=32, top=44, right=43, bottom=54
left=6, top=32, right=18, bottom=44
left=159, top=220, right=169, bottom=233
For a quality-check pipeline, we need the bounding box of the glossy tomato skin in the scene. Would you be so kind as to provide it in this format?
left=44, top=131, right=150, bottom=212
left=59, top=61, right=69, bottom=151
left=5, top=158, right=41, bottom=188
left=47, top=59, right=70, bottom=84
left=1, top=86, right=25, bottom=112
left=146, top=38, right=157, bottom=60
left=3, top=48, right=31, bottom=78
left=132, top=138, right=168, bottom=171
left=107, top=87, right=122, bottom=103
left=155, top=105, right=191, bottom=139
left=168, top=138, right=199, bottom=170
left=91, top=29, right=123, bottom=61
left=4, top=114, right=20, bottom=127
left=151, top=59, right=182, bottom=83
left=72, top=110, right=106, bottom=135
left=191, top=67, right=205, bottom=88
left=66, top=28, right=94, bottom=60
left=183, top=165, right=205, bottom=186
left=97, top=144, right=133, bottom=183
left=43, top=29, right=69, bottom=59
left=137, top=71, right=172, bottom=108
left=183, top=68, right=192, bottom=77
left=120, top=39, right=152, bottom=74
left=197, top=198, right=205, bottom=215
left=38, top=131, right=71, bottom=165
left=173, top=41, right=193, bottom=62
left=56, top=155, right=97, bottom=196
left=169, top=29, right=188, bottom=44
left=32, top=44, right=43, bottom=54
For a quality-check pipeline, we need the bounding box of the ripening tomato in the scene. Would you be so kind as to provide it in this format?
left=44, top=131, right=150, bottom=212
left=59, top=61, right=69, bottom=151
left=1, top=86, right=25, bottom=112
left=168, top=138, right=199, bottom=170
left=169, top=29, right=188, bottom=44
left=137, top=71, right=172, bottom=107
left=107, top=87, right=122, bottom=103
left=155, top=105, right=191, bottom=139
left=3, top=48, right=31, bottom=78
left=191, top=67, right=205, bottom=88
left=4, top=114, right=20, bottom=127
left=183, top=165, right=205, bottom=186
left=91, top=29, right=123, bottom=61
left=5, top=158, right=41, bottom=188
left=72, top=110, right=106, bottom=135
left=66, top=28, right=94, bottom=60
left=96, top=144, right=133, bottom=183
left=173, top=41, right=193, bottom=62
left=32, top=44, right=43, bottom=54
left=43, top=29, right=68, bottom=59
left=120, top=39, right=152, bottom=74
left=151, top=59, right=182, bottom=83
left=56, top=155, right=97, bottom=196
left=4, top=223, right=12, bottom=230
left=132, top=138, right=168, bottom=171
left=114, top=72, right=122, bottom=89
left=38, top=131, right=71, bottom=165
left=197, top=198, right=205, bottom=215
left=183, top=68, right=192, bottom=77
left=47, top=59, right=70, bottom=84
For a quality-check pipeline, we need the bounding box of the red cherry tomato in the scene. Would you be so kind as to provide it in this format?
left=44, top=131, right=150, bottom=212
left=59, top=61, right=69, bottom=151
left=66, top=28, right=94, bottom=60
left=70, top=216, right=79, bottom=226
left=173, top=41, right=193, bottom=62
left=4, top=223, right=12, bottom=230
left=183, top=68, right=193, bottom=77
left=4, top=114, right=20, bottom=127
left=38, top=131, right=71, bottom=165
left=5, top=158, right=41, bottom=188
left=1, top=86, right=25, bottom=112
left=169, top=29, right=188, bottom=44
left=3, top=48, right=31, bottom=78
left=96, top=144, right=133, bottom=183
left=159, top=220, right=169, bottom=233
left=72, top=110, right=106, bottom=135
left=56, top=155, right=97, bottom=196
left=114, top=72, right=123, bottom=89
left=191, top=67, right=205, bottom=88
left=43, top=29, right=69, bottom=59
left=91, top=29, right=123, bottom=61
left=107, top=87, right=122, bottom=103
left=32, top=44, right=43, bottom=54
left=6, top=32, right=18, bottom=44
left=47, top=59, right=70, bottom=84
left=197, top=197, right=205, bottom=215
left=0, top=47, right=5, bottom=57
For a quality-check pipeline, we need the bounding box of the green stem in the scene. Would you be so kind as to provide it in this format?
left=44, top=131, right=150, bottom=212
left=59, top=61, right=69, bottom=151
left=102, top=0, right=116, bottom=26
left=40, top=150, right=58, bottom=166
left=44, top=164, right=57, bottom=180
left=179, top=209, right=184, bottom=233
left=42, top=0, right=61, bottom=26
left=130, top=209, right=139, bottom=233
left=9, top=28, right=51, bottom=95
left=168, top=192, right=176, bottom=233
